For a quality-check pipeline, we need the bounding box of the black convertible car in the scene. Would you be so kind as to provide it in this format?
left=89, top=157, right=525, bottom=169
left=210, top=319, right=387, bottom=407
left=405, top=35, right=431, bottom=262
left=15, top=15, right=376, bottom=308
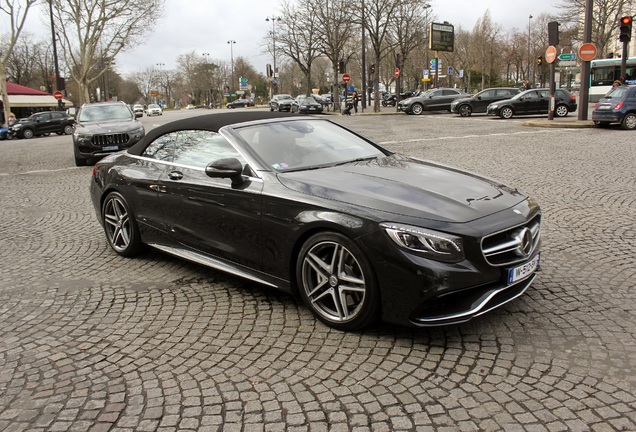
left=90, top=112, right=541, bottom=331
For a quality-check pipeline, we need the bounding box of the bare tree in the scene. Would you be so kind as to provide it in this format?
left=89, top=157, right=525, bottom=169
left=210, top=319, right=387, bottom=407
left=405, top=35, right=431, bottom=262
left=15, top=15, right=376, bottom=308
left=277, top=0, right=322, bottom=96
left=387, top=1, right=428, bottom=91
left=557, top=0, right=635, bottom=57
left=127, top=67, right=157, bottom=105
left=50, top=0, right=164, bottom=105
left=0, top=0, right=38, bottom=126
left=472, top=10, right=502, bottom=90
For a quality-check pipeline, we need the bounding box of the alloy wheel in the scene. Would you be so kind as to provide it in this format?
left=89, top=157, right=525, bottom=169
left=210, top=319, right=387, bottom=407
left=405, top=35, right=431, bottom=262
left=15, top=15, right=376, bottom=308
left=555, top=105, right=569, bottom=117
left=500, top=107, right=513, bottom=119
left=411, top=103, right=424, bottom=115
left=102, top=192, right=142, bottom=256
left=459, top=105, right=472, bottom=117
left=622, top=113, right=636, bottom=130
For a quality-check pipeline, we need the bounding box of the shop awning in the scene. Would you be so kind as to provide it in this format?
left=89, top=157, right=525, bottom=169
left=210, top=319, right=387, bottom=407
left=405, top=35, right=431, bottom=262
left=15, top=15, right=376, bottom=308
left=1, top=94, right=73, bottom=108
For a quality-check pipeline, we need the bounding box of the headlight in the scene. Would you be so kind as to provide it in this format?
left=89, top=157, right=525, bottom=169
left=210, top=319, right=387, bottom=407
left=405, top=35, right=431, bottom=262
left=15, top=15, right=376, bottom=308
left=12, top=124, right=22, bottom=129
left=380, top=223, right=465, bottom=262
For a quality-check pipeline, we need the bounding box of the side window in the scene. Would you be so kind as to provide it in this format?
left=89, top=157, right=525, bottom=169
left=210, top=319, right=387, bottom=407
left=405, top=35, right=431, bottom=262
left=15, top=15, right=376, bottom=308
left=172, top=130, right=246, bottom=169
left=142, top=132, right=177, bottom=162
left=494, top=89, right=509, bottom=97
left=523, top=92, right=537, bottom=100
left=480, top=90, right=496, bottom=98
left=538, top=90, right=549, bottom=98
left=39, top=113, right=51, bottom=121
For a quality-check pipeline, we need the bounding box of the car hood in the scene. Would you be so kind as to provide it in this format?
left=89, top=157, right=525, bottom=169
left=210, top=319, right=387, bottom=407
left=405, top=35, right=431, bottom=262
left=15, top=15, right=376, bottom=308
left=76, top=120, right=142, bottom=133
left=277, top=155, right=527, bottom=223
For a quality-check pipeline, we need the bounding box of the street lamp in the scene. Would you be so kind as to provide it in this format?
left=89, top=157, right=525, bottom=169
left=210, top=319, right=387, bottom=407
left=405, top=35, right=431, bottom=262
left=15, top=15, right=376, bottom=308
left=227, top=40, right=236, bottom=97
left=266, top=15, right=281, bottom=95
left=528, top=14, right=533, bottom=84
left=202, top=53, right=210, bottom=107
left=156, top=62, right=165, bottom=105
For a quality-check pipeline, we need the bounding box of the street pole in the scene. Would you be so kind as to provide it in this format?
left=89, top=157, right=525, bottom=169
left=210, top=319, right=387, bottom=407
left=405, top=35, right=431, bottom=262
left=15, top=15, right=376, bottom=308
left=266, top=16, right=281, bottom=95
left=49, top=0, right=63, bottom=109
left=578, top=0, right=593, bottom=121
left=361, top=0, right=366, bottom=111
left=228, top=40, right=236, bottom=98
left=528, top=14, right=533, bottom=83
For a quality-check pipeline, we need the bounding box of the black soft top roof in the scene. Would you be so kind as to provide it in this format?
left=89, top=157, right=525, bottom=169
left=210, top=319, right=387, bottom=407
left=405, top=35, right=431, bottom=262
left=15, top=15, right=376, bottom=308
left=128, top=111, right=298, bottom=156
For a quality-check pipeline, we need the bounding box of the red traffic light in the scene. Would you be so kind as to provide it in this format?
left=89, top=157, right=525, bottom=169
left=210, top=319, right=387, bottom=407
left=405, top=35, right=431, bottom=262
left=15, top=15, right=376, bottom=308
left=621, top=16, right=632, bottom=25
left=620, top=16, right=633, bottom=42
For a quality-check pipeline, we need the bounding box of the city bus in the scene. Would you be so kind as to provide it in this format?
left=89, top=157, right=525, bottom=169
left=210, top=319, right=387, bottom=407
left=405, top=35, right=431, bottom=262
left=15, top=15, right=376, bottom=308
left=589, top=57, right=636, bottom=102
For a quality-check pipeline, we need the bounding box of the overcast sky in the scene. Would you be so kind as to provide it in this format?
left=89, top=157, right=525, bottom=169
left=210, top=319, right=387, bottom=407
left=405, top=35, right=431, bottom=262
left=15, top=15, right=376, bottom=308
left=16, top=0, right=560, bottom=78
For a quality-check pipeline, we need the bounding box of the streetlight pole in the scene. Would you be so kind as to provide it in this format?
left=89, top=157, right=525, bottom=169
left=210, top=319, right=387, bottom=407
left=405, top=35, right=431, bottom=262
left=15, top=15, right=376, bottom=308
left=266, top=15, right=281, bottom=95
left=155, top=62, right=164, bottom=105
left=227, top=40, right=236, bottom=98
left=424, top=4, right=431, bottom=90
left=528, top=14, right=533, bottom=84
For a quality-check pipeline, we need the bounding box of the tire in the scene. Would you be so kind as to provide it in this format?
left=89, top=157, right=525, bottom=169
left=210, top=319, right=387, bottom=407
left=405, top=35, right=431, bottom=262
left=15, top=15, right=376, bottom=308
left=621, top=112, right=636, bottom=130
left=499, top=107, right=514, bottom=119
left=22, top=128, right=34, bottom=139
left=296, top=232, right=379, bottom=331
left=411, top=103, right=424, bottom=115
left=555, top=104, right=569, bottom=117
left=458, top=104, right=472, bottom=117
left=381, top=100, right=387, bottom=107
left=102, top=191, right=144, bottom=257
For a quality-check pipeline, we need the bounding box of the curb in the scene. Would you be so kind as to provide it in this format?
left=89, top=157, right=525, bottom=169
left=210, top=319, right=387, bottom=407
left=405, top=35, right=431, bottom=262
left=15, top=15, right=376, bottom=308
left=522, top=119, right=596, bottom=128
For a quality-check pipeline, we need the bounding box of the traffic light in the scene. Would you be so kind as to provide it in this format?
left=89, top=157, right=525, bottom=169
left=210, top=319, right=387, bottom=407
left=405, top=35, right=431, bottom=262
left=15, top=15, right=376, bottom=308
left=548, top=21, right=559, bottom=46
left=369, top=63, right=375, bottom=74
left=619, top=16, right=632, bottom=43
left=338, top=60, right=345, bottom=73
left=537, top=56, right=543, bottom=66
left=266, top=64, right=272, bottom=78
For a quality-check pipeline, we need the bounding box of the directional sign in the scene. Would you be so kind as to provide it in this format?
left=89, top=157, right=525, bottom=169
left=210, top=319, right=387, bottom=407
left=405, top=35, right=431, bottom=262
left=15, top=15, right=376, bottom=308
left=545, top=45, right=557, bottom=64
left=558, top=53, right=576, bottom=61
left=578, top=43, right=597, bottom=61
left=558, top=60, right=577, bottom=67
left=342, top=73, right=351, bottom=83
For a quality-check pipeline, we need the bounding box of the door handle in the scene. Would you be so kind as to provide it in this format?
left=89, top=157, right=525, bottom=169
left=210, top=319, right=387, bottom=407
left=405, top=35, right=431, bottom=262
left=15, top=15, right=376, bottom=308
left=168, top=171, right=183, bottom=181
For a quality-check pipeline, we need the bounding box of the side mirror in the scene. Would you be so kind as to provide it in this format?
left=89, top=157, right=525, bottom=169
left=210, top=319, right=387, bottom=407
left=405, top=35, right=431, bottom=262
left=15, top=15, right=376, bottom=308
left=205, top=158, right=245, bottom=186
left=477, top=96, right=482, bottom=100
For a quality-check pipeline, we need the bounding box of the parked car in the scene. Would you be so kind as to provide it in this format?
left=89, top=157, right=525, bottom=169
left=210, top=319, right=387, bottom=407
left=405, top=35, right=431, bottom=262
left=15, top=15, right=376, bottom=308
left=451, top=88, right=521, bottom=117
left=0, top=126, right=12, bottom=140
left=9, top=111, right=75, bottom=139
left=72, top=101, right=145, bottom=166
left=592, top=84, right=636, bottom=130
left=145, top=103, right=163, bottom=116
left=89, top=111, right=541, bottom=331
left=185, top=104, right=196, bottom=110
left=291, top=96, right=323, bottom=114
left=226, top=99, right=252, bottom=109
left=397, top=88, right=469, bottom=114
left=133, top=104, right=144, bottom=116
left=268, top=94, right=294, bottom=111
left=486, top=88, right=577, bottom=119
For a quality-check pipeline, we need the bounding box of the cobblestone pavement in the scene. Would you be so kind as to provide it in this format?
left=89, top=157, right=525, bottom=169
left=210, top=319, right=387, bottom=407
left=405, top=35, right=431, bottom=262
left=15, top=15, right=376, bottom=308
left=0, top=111, right=634, bottom=431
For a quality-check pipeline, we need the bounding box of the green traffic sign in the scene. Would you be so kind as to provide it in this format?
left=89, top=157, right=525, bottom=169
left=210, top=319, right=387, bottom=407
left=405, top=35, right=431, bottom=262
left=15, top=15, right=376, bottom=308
left=558, top=53, right=576, bottom=61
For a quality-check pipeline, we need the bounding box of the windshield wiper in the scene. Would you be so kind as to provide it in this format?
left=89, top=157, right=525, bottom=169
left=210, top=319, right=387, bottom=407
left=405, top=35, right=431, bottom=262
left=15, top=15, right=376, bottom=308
left=333, top=156, right=378, bottom=167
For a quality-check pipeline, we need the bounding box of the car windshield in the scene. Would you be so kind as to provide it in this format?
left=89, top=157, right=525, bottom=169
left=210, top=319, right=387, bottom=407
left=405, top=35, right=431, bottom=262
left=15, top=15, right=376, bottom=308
left=234, top=119, right=387, bottom=172
left=79, top=105, right=133, bottom=122
left=278, top=95, right=292, bottom=100
left=148, top=104, right=160, bottom=109
left=298, top=97, right=315, bottom=104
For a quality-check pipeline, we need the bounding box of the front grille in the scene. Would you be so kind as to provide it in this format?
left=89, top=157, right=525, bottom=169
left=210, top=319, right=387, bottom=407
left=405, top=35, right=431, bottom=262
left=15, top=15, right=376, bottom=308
left=481, top=215, right=541, bottom=266
left=91, top=133, right=129, bottom=147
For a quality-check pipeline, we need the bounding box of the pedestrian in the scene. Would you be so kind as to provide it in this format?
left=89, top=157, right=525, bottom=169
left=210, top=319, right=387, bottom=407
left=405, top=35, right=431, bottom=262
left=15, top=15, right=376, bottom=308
left=352, top=90, right=359, bottom=114
left=523, top=79, right=532, bottom=90
left=612, top=80, right=622, bottom=87
left=7, top=113, right=16, bottom=127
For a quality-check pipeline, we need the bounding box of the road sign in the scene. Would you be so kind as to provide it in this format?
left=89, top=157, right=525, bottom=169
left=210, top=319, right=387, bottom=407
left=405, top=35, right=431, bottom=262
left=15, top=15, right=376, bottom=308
left=423, top=69, right=429, bottom=78
left=578, top=43, right=597, bottom=61
left=558, top=53, right=576, bottom=61
left=558, top=60, right=577, bottom=67
left=545, top=46, right=557, bottom=64
left=448, top=66, right=454, bottom=76
left=54, top=91, right=63, bottom=100
left=395, top=68, right=400, bottom=78
left=342, top=73, right=351, bottom=83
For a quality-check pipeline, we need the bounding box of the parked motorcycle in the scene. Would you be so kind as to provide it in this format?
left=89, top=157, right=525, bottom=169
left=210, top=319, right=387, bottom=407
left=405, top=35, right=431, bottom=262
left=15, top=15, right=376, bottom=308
left=381, top=92, right=397, bottom=107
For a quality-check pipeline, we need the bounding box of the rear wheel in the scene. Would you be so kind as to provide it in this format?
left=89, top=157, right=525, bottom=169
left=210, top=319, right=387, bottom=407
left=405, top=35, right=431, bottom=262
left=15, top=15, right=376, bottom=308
left=621, top=113, right=636, bottom=130
left=499, top=107, right=514, bottom=119
left=458, top=104, right=472, bottom=117
left=102, top=192, right=143, bottom=257
left=555, top=104, right=569, bottom=117
left=297, top=232, right=379, bottom=331
left=411, top=103, right=424, bottom=115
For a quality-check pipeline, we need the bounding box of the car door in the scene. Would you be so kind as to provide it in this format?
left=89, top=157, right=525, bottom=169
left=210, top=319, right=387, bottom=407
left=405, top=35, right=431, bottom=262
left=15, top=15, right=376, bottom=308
left=156, top=129, right=264, bottom=269
left=33, top=112, right=51, bottom=135
left=424, top=89, right=444, bottom=110
left=536, top=90, right=550, bottom=113
left=474, top=89, right=496, bottom=112
left=49, top=112, right=65, bottom=133
left=515, top=91, right=539, bottom=115
left=438, top=89, right=461, bottom=110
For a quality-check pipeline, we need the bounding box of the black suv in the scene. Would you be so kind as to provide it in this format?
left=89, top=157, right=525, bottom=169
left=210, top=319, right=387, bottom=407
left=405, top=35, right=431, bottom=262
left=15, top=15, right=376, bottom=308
left=486, top=88, right=577, bottom=119
left=10, top=111, right=75, bottom=139
left=450, top=87, right=520, bottom=116
left=72, top=101, right=145, bottom=166
left=592, top=85, right=636, bottom=130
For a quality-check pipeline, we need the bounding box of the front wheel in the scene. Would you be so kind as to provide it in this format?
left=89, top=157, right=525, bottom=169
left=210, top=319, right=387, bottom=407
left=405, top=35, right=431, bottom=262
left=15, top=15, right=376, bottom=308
left=411, top=103, right=424, bottom=115
left=22, top=128, right=34, bottom=139
left=621, top=113, right=636, bottom=130
left=102, top=192, right=144, bottom=257
left=458, top=104, right=472, bottom=117
left=499, top=107, right=514, bottom=119
left=297, top=232, right=379, bottom=331
left=64, top=125, right=74, bottom=135
left=555, top=105, right=569, bottom=117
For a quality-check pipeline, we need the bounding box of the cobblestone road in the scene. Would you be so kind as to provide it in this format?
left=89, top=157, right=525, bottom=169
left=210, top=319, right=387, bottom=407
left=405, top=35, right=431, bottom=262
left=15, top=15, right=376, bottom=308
left=0, top=111, right=634, bottom=431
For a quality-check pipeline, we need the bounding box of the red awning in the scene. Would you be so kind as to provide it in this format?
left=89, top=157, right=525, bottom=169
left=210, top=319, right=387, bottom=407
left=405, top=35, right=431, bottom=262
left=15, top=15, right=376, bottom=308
left=6, top=82, right=50, bottom=96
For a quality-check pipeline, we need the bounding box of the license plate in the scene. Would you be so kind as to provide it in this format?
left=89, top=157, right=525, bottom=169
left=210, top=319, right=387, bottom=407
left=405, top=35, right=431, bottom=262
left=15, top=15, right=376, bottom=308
left=507, top=254, right=540, bottom=284
left=102, top=145, right=119, bottom=151
left=597, top=105, right=611, bottom=110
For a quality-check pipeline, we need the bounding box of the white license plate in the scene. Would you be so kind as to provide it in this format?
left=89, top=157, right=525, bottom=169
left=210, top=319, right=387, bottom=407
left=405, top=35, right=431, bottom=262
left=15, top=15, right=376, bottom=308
left=507, top=254, right=540, bottom=284
left=598, top=105, right=611, bottom=110
left=102, top=146, right=119, bottom=151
